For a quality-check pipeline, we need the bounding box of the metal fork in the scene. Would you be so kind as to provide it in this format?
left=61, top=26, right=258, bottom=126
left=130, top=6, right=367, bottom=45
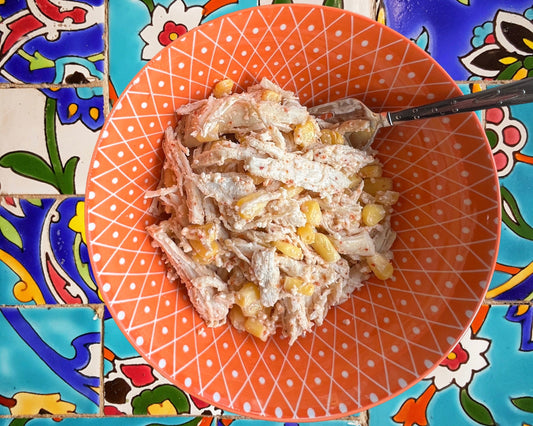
left=309, top=78, right=533, bottom=147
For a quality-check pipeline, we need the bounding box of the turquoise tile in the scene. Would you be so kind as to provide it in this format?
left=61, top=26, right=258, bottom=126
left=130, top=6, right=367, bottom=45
left=484, top=98, right=533, bottom=301
left=108, top=0, right=378, bottom=97
left=0, top=306, right=101, bottom=416
left=103, top=318, right=223, bottom=416
left=382, top=1, right=533, bottom=80
left=368, top=304, right=533, bottom=425
left=225, top=419, right=364, bottom=426
left=0, top=417, right=215, bottom=425
left=0, top=197, right=101, bottom=307
left=0, top=0, right=105, bottom=84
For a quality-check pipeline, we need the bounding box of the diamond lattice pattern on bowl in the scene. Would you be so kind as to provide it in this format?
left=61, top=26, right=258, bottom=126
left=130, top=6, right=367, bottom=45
left=86, top=5, right=500, bottom=421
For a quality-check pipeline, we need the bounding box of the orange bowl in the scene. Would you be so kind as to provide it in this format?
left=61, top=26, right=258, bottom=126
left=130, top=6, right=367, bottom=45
left=86, top=4, right=500, bottom=420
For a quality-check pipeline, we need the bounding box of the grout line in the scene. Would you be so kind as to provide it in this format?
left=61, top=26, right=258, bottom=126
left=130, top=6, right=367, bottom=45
left=103, top=0, right=111, bottom=118
left=0, top=303, right=105, bottom=309
left=0, top=193, right=86, bottom=199
left=0, top=82, right=105, bottom=89
left=98, top=303, right=106, bottom=416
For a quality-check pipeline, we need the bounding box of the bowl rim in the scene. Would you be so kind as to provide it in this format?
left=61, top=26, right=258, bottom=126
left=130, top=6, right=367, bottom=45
left=86, top=3, right=501, bottom=420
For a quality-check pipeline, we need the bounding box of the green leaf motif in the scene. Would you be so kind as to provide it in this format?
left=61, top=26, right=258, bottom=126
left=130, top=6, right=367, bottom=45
left=9, top=419, right=30, bottom=426
left=132, top=384, right=190, bottom=415
left=498, top=61, right=523, bottom=80
left=323, top=0, right=344, bottom=7
left=0, top=151, right=57, bottom=189
left=457, top=0, right=470, bottom=5
left=60, top=156, right=79, bottom=194
left=147, top=419, right=202, bottom=426
left=501, top=186, right=533, bottom=240
left=460, top=387, right=496, bottom=426
left=0, top=216, right=23, bottom=249
left=511, top=396, right=533, bottom=413
left=17, top=49, right=55, bottom=70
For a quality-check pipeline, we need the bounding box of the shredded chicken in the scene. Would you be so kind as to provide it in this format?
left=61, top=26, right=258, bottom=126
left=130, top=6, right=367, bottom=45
left=147, top=78, right=398, bottom=345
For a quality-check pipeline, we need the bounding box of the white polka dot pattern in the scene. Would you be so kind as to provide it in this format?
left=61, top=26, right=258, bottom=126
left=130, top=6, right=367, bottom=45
left=86, top=5, right=500, bottom=421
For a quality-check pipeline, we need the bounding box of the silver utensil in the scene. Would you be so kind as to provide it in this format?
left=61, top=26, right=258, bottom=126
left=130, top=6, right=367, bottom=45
left=309, top=77, right=533, bottom=148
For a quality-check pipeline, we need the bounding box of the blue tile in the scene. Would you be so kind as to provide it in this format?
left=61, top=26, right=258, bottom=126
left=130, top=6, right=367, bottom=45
left=0, top=306, right=101, bottom=415
left=368, top=304, right=533, bottom=425
left=0, top=0, right=105, bottom=84
left=103, top=318, right=223, bottom=416
left=0, top=197, right=102, bottom=308
left=382, top=1, right=533, bottom=80
left=0, top=417, right=215, bottom=425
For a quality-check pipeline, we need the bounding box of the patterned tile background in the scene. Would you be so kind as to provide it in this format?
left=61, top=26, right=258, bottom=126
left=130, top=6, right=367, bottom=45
left=1, top=0, right=533, bottom=425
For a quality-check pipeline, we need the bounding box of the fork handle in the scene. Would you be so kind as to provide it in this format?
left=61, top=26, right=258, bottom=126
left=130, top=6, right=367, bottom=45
left=387, top=78, right=533, bottom=125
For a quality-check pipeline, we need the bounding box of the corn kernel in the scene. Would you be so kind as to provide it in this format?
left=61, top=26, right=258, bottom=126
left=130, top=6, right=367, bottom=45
left=363, top=177, right=393, bottom=196
left=362, top=203, right=386, bottom=226
left=190, top=240, right=219, bottom=264
left=244, top=317, right=268, bottom=341
left=236, top=282, right=262, bottom=316
left=299, top=282, right=315, bottom=296
left=348, top=174, right=363, bottom=189
left=261, top=89, right=282, bottom=103
left=162, top=167, right=176, bottom=186
left=236, top=192, right=268, bottom=220
left=250, top=174, right=266, bottom=185
left=283, top=276, right=304, bottom=293
left=375, top=190, right=400, bottom=205
left=366, top=253, right=394, bottom=280
left=349, top=130, right=373, bottom=147
left=300, top=200, right=322, bottom=227
left=320, top=128, right=345, bottom=145
left=273, top=241, right=303, bottom=260
left=212, top=78, right=234, bottom=98
left=228, top=305, right=246, bottom=329
left=283, top=277, right=315, bottom=296
left=282, top=185, right=304, bottom=198
left=312, top=233, right=340, bottom=263
left=297, top=223, right=316, bottom=244
left=359, top=164, right=383, bottom=178
left=186, top=223, right=218, bottom=262
left=294, top=119, right=317, bottom=147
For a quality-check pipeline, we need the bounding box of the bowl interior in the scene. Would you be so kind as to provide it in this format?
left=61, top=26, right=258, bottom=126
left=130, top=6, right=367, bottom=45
left=86, top=5, right=500, bottom=421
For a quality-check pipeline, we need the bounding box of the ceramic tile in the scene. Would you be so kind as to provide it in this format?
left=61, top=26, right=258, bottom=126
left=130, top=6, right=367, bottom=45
left=482, top=98, right=533, bottom=301
left=0, top=0, right=105, bottom=84
left=0, top=417, right=216, bottom=425
left=108, top=0, right=380, bottom=97
left=381, top=1, right=533, bottom=80
left=0, top=197, right=101, bottom=306
left=103, top=317, right=224, bottom=416
left=0, top=88, right=103, bottom=195
left=367, top=304, right=533, bottom=425
left=223, top=420, right=365, bottom=426
left=0, top=306, right=101, bottom=416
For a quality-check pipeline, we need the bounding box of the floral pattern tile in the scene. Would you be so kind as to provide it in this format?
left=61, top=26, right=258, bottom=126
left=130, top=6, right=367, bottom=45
left=381, top=0, right=533, bottom=80
left=0, top=88, right=103, bottom=195
left=0, top=197, right=100, bottom=306
left=0, top=306, right=101, bottom=416
left=102, top=317, right=223, bottom=416
left=0, top=417, right=216, bottom=425
left=108, top=0, right=381, bottom=97
left=0, top=0, right=105, bottom=84
left=367, top=304, right=533, bottom=425
left=484, top=99, right=533, bottom=301
left=2, top=0, right=533, bottom=424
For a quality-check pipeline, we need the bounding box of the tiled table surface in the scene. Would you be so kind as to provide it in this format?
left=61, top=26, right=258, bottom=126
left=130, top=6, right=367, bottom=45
left=1, top=0, right=533, bottom=425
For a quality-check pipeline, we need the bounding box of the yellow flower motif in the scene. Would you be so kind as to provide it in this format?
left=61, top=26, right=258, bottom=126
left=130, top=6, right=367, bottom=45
left=10, top=392, right=76, bottom=416
left=68, top=201, right=86, bottom=245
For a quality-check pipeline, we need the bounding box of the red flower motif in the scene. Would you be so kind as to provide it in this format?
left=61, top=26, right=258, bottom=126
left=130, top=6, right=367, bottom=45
left=158, top=21, right=188, bottom=47
left=441, top=342, right=469, bottom=371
